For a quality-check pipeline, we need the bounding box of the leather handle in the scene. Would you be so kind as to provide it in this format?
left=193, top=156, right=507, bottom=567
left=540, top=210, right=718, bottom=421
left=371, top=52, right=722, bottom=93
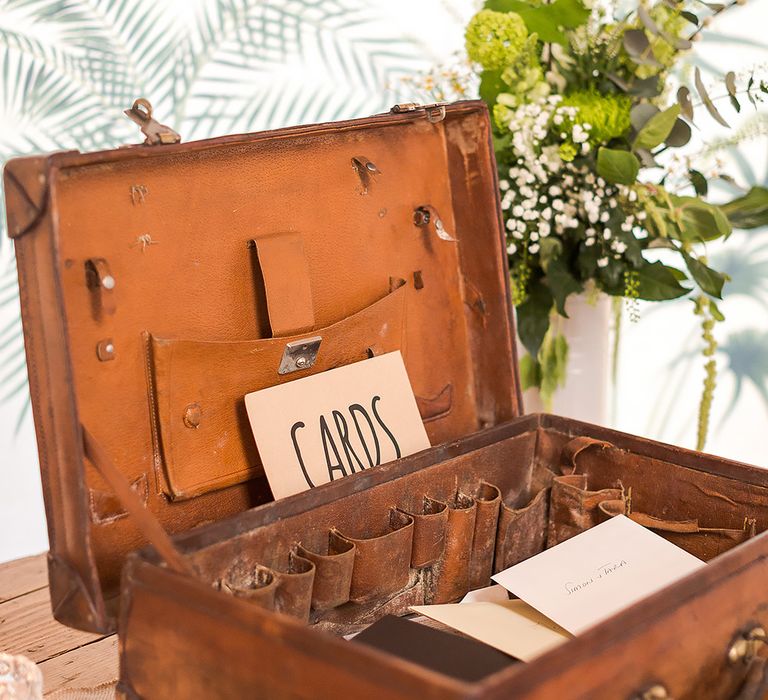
left=82, top=426, right=195, bottom=577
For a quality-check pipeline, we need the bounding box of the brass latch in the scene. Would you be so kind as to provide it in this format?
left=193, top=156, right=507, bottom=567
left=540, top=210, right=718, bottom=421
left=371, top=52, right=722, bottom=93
left=391, top=102, right=447, bottom=123
left=630, top=684, right=673, bottom=700
left=124, top=98, right=181, bottom=146
left=728, top=626, right=768, bottom=664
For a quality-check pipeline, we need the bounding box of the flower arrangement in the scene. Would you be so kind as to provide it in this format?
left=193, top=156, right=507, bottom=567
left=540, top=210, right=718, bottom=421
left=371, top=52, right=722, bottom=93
left=456, top=0, right=768, bottom=447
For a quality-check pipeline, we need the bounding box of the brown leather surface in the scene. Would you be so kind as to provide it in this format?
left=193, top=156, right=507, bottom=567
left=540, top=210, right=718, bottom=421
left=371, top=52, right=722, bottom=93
left=118, top=417, right=768, bottom=699
left=251, top=231, right=315, bottom=336
left=148, top=282, right=407, bottom=500
left=6, top=101, right=519, bottom=630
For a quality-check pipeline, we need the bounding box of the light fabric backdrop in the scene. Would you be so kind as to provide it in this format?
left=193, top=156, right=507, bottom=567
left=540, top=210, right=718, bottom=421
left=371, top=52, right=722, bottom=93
left=0, top=0, right=765, bottom=563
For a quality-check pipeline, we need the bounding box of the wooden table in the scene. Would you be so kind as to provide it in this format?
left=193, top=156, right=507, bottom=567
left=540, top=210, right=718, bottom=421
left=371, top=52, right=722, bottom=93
left=0, top=553, right=118, bottom=696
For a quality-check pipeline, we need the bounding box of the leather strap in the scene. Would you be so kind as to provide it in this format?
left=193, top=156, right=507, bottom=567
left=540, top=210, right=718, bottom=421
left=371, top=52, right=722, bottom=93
left=252, top=232, right=315, bottom=336
left=733, top=656, right=768, bottom=700
left=561, top=436, right=614, bottom=475
left=82, top=426, right=195, bottom=577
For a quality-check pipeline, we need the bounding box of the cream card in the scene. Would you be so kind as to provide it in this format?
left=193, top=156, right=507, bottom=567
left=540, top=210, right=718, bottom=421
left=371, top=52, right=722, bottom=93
left=244, top=351, right=430, bottom=499
left=410, top=600, right=571, bottom=662
left=492, top=515, right=705, bottom=635
left=460, top=584, right=509, bottom=604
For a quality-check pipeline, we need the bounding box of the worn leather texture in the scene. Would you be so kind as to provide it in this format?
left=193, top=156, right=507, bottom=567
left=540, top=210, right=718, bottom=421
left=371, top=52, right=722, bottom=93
left=5, top=101, right=520, bottom=631
left=117, top=415, right=768, bottom=699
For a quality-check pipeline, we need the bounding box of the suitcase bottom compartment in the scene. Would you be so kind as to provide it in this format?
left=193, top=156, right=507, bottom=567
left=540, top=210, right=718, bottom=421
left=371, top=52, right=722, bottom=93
left=117, top=416, right=768, bottom=699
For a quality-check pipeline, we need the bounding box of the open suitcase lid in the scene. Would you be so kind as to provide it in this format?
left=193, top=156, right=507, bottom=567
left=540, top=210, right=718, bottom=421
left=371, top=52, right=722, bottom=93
left=4, top=99, right=522, bottom=632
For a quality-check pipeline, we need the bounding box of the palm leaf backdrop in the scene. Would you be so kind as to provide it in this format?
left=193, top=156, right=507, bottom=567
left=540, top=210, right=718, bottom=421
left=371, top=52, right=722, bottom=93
left=0, top=0, right=442, bottom=433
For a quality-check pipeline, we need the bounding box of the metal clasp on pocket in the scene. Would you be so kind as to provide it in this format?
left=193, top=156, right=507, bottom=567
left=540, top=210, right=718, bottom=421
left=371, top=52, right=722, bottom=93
left=278, top=337, right=322, bottom=375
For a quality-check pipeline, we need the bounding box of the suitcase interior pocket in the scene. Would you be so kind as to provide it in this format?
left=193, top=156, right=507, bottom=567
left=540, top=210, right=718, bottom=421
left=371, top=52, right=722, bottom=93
left=146, top=282, right=407, bottom=500
left=183, top=427, right=766, bottom=644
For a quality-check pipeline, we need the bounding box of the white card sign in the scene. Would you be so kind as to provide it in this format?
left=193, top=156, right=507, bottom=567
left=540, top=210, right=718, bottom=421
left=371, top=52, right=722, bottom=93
left=245, top=351, right=431, bottom=499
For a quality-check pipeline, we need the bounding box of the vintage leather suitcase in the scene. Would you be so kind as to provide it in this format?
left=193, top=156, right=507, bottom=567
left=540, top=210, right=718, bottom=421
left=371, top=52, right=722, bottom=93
left=5, top=99, right=768, bottom=700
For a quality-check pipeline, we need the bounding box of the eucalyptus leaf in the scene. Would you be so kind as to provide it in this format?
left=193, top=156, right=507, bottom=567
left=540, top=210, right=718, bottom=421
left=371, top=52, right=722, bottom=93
left=677, top=85, right=694, bottom=122
left=635, top=262, right=691, bottom=301
left=748, top=75, right=757, bottom=108
left=682, top=252, right=727, bottom=298
left=635, top=148, right=659, bottom=168
left=665, top=118, right=692, bottom=147
left=597, top=147, right=640, bottom=186
left=681, top=10, right=699, bottom=25
left=547, top=256, right=583, bottom=317
left=720, top=186, right=768, bottom=229
left=633, top=104, right=681, bottom=150
left=623, top=29, right=662, bottom=67
left=630, top=103, right=659, bottom=131
left=695, top=66, right=730, bottom=128
left=638, top=4, right=692, bottom=49
left=515, top=277, right=554, bottom=357
left=629, top=76, right=662, bottom=97
left=688, top=169, right=708, bottom=196
left=725, top=71, right=737, bottom=97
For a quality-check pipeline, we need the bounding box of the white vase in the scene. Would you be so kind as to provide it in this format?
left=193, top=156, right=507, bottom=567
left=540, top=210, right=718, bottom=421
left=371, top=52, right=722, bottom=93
left=520, top=293, right=614, bottom=426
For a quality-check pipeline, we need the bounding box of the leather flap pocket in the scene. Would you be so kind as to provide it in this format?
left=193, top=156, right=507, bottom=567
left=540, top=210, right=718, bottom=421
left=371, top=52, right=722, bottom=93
left=148, top=283, right=407, bottom=500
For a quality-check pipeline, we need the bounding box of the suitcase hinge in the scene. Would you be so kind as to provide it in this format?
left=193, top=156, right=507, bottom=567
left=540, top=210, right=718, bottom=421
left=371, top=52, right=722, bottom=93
left=391, top=102, right=447, bottom=123
left=124, top=98, right=181, bottom=146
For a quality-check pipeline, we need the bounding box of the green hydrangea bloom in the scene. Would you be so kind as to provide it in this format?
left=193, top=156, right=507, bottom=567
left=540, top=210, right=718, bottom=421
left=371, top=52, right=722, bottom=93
left=561, top=90, right=632, bottom=144
left=502, top=34, right=548, bottom=97
left=465, top=10, right=528, bottom=71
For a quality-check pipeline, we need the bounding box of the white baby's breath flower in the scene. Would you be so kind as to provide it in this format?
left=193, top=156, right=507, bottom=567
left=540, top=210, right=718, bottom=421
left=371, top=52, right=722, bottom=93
left=529, top=243, right=540, bottom=254
left=500, top=180, right=510, bottom=191
left=597, top=257, right=609, bottom=268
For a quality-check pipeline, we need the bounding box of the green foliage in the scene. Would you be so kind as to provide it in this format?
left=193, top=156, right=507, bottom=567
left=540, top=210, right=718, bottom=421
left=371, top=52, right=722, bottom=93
left=484, top=0, right=589, bottom=45
left=633, top=104, right=680, bottom=150
left=634, top=262, right=691, bottom=301
left=669, top=196, right=732, bottom=242
left=721, top=187, right=768, bottom=229
left=516, top=276, right=554, bottom=358
left=596, top=148, right=640, bottom=185
left=682, top=253, right=728, bottom=300
left=461, top=0, right=760, bottom=427
left=694, top=296, right=719, bottom=451
left=547, top=256, right=583, bottom=316
left=520, top=329, right=569, bottom=410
